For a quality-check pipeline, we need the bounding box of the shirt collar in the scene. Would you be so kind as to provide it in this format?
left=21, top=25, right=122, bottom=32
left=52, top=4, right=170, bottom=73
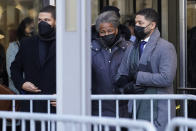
left=142, top=36, right=150, bottom=42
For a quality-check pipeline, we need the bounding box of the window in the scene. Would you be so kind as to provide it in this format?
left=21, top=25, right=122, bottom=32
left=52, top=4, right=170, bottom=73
left=0, top=0, right=49, bottom=49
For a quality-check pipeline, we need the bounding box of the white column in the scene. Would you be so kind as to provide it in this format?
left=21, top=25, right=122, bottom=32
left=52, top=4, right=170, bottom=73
left=49, top=0, right=55, bottom=6
left=56, top=0, right=91, bottom=130
left=161, top=0, right=168, bottom=40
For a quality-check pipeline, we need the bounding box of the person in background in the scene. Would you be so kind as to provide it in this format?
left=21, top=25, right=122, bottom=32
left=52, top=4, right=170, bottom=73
left=188, top=26, right=196, bottom=118
left=115, top=8, right=177, bottom=131
left=6, top=17, right=34, bottom=94
left=91, top=11, right=130, bottom=125
left=124, top=15, right=136, bottom=43
left=0, top=44, right=8, bottom=87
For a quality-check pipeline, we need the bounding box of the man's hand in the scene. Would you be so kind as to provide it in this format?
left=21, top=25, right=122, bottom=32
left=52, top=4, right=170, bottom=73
left=123, top=82, right=146, bottom=94
left=22, top=82, right=41, bottom=93
left=50, top=101, right=56, bottom=107
left=50, top=94, right=56, bottom=107
left=129, top=71, right=138, bottom=82
left=114, top=75, right=129, bottom=87
left=123, top=82, right=135, bottom=94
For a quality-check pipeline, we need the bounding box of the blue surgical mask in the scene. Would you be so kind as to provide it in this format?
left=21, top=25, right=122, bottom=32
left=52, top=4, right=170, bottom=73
left=130, top=35, right=136, bottom=42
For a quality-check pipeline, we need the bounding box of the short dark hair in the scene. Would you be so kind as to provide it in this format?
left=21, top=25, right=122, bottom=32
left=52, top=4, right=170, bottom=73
left=100, top=6, right=120, bottom=18
left=136, top=8, right=159, bottom=26
left=128, top=15, right=135, bottom=26
left=40, top=5, right=56, bottom=19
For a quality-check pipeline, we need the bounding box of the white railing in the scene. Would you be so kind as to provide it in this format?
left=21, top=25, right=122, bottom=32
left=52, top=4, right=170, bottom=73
left=0, top=94, right=195, bottom=117
left=0, top=95, right=56, bottom=131
left=0, top=95, right=56, bottom=113
left=0, top=111, right=157, bottom=131
left=165, top=117, right=196, bottom=131
left=0, top=94, right=195, bottom=131
left=91, top=94, right=196, bottom=123
left=0, top=94, right=195, bottom=119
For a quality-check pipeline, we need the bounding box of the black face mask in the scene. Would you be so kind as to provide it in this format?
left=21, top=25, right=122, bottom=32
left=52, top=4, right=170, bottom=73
left=101, top=34, right=116, bottom=48
left=134, top=24, right=151, bottom=40
left=38, top=21, right=55, bottom=41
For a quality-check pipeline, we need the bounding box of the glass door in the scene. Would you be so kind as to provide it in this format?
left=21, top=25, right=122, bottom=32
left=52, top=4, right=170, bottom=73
left=187, top=0, right=196, bottom=118
left=187, top=0, right=196, bottom=89
left=0, top=0, right=50, bottom=49
left=91, top=0, right=180, bottom=89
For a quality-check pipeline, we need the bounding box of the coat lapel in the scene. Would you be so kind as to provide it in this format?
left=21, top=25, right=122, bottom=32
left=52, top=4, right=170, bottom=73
left=139, top=28, right=160, bottom=65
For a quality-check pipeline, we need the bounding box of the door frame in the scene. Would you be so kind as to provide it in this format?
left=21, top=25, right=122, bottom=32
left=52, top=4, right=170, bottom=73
left=179, top=0, right=187, bottom=88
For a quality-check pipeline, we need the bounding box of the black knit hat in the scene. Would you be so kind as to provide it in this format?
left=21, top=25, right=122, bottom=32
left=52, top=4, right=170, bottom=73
left=100, top=6, right=120, bottom=18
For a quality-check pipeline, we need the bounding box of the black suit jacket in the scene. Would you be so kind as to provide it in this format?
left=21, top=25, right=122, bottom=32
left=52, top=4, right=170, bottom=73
left=11, top=36, right=56, bottom=94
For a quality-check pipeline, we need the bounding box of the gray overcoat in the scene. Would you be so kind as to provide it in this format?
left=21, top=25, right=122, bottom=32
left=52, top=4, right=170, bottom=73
left=117, top=28, right=177, bottom=131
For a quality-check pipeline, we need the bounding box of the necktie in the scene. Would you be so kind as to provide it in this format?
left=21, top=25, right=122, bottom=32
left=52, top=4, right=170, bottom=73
left=139, top=41, right=147, bottom=58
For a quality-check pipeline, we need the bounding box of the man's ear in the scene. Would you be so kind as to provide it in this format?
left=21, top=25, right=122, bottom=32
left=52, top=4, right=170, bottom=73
left=115, top=28, right=118, bottom=35
left=151, top=22, right=156, bottom=29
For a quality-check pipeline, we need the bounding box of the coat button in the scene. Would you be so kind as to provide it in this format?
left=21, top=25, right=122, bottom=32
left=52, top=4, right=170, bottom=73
left=108, top=61, right=111, bottom=63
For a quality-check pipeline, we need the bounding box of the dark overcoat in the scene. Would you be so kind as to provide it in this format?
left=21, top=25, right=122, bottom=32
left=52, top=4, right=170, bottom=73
left=11, top=35, right=56, bottom=113
left=91, top=36, right=130, bottom=117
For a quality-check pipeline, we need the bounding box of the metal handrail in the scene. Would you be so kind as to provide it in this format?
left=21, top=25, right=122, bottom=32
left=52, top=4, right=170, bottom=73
left=91, top=94, right=196, bottom=126
left=0, top=111, right=157, bottom=131
left=91, top=94, right=196, bottom=100
left=165, top=117, right=196, bottom=131
left=0, top=94, right=194, bottom=100
left=0, top=95, right=56, bottom=100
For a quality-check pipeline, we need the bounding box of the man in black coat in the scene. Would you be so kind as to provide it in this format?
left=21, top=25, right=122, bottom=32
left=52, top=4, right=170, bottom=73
left=11, top=5, right=56, bottom=114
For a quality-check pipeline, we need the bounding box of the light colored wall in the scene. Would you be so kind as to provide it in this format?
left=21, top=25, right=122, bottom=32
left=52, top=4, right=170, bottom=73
left=162, top=0, right=168, bottom=40
left=91, top=0, right=99, bottom=24
left=65, top=0, right=77, bottom=31
left=187, top=1, right=196, bottom=29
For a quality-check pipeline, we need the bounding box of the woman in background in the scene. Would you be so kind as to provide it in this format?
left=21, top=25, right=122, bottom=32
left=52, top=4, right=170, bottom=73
left=6, top=17, right=34, bottom=93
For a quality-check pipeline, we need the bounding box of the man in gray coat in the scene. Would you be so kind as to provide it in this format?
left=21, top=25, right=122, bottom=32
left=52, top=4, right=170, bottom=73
left=115, top=8, right=177, bottom=131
